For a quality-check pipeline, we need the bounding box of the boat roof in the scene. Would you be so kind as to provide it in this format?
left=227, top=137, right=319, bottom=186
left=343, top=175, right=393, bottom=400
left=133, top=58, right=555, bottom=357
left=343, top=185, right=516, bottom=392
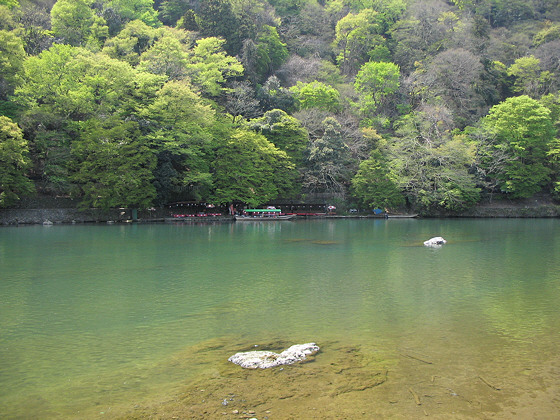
left=245, top=209, right=281, bottom=212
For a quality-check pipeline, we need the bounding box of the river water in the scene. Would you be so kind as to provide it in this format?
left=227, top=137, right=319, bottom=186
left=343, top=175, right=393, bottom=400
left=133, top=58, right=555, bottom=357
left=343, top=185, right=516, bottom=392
left=1, top=219, right=559, bottom=418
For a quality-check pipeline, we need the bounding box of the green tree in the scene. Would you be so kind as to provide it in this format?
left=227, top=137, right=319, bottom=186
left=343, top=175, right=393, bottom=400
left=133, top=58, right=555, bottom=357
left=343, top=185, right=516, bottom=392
left=250, top=108, right=309, bottom=164
left=507, top=55, right=553, bottom=98
left=303, top=116, right=351, bottom=194
left=0, top=29, right=25, bottom=100
left=145, top=80, right=215, bottom=203
left=102, top=20, right=162, bottom=66
left=290, top=80, right=340, bottom=112
left=351, top=149, right=405, bottom=210
left=354, top=61, right=400, bottom=114
left=15, top=44, right=165, bottom=194
left=211, top=128, right=295, bottom=206
left=197, top=0, right=242, bottom=55
left=70, top=118, right=156, bottom=209
left=159, top=0, right=191, bottom=26
left=334, top=8, right=385, bottom=75
left=254, top=25, right=288, bottom=81
left=0, top=116, right=34, bottom=207
left=185, top=37, right=244, bottom=97
left=138, top=33, right=188, bottom=80
left=104, top=0, right=161, bottom=30
left=256, top=75, right=295, bottom=113
left=388, top=110, right=480, bottom=212
left=0, top=0, right=18, bottom=10
left=534, top=23, right=560, bottom=46
left=51, top=0, right=108, bottom=48
left=480, top=95, right=555, bottom=198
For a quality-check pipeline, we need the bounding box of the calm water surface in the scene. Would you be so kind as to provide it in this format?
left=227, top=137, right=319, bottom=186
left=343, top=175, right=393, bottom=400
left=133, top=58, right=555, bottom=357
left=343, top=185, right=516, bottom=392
left=1, top=219, right=559, bottom=418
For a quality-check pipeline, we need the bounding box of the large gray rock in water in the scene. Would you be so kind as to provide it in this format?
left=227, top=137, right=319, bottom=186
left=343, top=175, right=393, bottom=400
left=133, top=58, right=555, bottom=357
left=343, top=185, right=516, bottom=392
left=228, top=343, right=320, bottom=369
left=423, top=236, right=447, bottom=247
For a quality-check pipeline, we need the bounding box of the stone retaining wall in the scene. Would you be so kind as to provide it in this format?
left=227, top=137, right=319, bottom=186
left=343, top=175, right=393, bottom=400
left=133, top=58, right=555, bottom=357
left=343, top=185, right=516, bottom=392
left=0, top=208, right=166, bottom=225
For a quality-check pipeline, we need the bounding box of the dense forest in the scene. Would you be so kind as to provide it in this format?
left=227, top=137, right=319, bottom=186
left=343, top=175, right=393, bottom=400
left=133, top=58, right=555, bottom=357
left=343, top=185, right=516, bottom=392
left=1, top=0, right=560, bottom=213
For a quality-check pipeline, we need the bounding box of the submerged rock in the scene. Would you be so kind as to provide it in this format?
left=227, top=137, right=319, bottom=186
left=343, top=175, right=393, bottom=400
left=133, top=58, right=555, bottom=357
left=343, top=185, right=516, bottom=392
left=228, top=343, right=320, bottom=369
left=423, top=236, right=447, bottom=247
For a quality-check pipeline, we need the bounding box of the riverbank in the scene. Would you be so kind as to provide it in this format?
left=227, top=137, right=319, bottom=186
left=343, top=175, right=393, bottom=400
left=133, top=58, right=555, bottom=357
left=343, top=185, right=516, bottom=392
left=1, top=194, right=559, bottom=225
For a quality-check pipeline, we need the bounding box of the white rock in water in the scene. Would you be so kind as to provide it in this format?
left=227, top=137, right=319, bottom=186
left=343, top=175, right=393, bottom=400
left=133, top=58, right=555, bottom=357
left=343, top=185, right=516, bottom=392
left=228, top=343, right=320, bottom=369
left=423, top=236, right=447, bottom=247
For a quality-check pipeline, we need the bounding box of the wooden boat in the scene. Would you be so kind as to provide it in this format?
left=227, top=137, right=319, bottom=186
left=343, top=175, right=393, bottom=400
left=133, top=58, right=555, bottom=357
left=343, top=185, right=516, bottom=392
left=386, top=214, right=419, bottom=218
left=235, top=209, right=295, bottom=221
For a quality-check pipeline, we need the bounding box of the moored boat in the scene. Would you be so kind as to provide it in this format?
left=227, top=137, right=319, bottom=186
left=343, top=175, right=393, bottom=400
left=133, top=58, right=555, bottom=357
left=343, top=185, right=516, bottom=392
left=235, top=209, right=295, bottom=221
left=386, top=214, right=419, bottom=218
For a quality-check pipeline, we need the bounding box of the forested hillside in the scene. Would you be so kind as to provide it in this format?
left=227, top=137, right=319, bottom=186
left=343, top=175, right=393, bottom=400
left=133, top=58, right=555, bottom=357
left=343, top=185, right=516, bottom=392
left=1, top=0, right=559, bottom=213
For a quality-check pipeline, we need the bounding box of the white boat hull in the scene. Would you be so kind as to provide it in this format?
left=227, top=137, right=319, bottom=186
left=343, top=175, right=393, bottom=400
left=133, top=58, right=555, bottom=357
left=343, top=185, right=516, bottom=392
left=235, top=215, right=295, bottom=221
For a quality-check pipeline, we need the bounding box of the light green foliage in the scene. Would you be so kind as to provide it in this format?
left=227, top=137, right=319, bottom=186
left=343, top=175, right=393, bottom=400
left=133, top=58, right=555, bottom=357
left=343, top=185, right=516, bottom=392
left=290, top=81, right=340, bottom=112
left=211, top=128, right=296, bottom=206
left=481, top=95, right=555, bottom=198
left=0, top=29, right=25, bottom=99
left=14, top=44, right=165, bottom=198
left=70, top=118, right=156, bottom=209
left=51, top=0, right=104, bottom=47
left=354, top=61, right=400, bottom=113
left=250, top=109, right=309, bottom=164
left=139, top=34, right=188, bottom=79
left=507, top=56, right=552, bottom=98
left=328, top=0, right=406, bottom=24
left=0, top=115, right=34, bottom=207
left=351, top=149, right=404, bottom=210
left=388, top=111, right=480, bottom=211
left=104, top=0, right=161, bottom=28
left=185, top=37, right=244, bottom=97
left=334, top=8, right=385, bottom=75
left=534, top=23, right=560, bottom=46
left=102, top=20, right=162, bottom=66
left=16, top=45, right=144, bottom=119
left=0, top=5, right=17, bottom=31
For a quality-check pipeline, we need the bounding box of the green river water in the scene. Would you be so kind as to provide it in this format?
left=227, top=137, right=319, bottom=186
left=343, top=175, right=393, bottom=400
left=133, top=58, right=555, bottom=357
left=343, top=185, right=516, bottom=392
left=1, top=219, right=559, bottom=419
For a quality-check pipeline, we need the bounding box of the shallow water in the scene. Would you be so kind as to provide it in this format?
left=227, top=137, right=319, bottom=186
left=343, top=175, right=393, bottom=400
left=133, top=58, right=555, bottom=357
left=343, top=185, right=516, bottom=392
left=1, top=219, right=559, bottom=418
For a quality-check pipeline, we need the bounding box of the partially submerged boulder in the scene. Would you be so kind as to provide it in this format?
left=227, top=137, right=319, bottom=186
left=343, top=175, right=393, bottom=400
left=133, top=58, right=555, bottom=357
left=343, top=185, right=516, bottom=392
left=423, top=236, right=447, bottom=247
left=228, top=343, right=320, bottom=369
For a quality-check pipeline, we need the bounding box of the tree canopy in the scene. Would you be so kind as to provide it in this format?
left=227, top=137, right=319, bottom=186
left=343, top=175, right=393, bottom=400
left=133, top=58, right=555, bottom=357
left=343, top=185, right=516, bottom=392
left=0, top=0, right=559, bottom=212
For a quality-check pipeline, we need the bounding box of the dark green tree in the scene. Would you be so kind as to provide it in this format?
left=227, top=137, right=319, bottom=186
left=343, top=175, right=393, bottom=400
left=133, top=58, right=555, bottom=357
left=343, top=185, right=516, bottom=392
left=145, top=80, right=214, bottom=204
left=351, top=149, right=405, bottom=210
left=254, top=25, right=288, bottom=80
left=249, top=108, right=309, bottom=165
left=70, top=118, right=156, bottom=209
left=211, top=128, right=296, bottom=206
left=197, top=0, right=242, bottom=55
